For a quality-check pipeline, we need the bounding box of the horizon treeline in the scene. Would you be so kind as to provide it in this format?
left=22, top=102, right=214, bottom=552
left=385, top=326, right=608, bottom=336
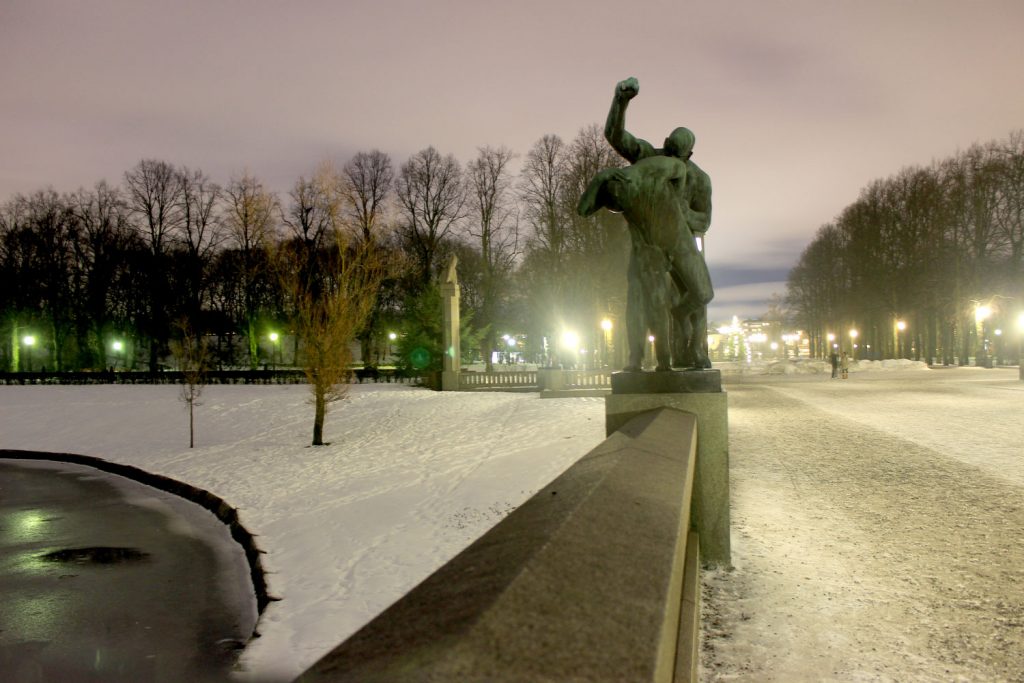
left=786, top=130, right=1024, bottom=364
left=0, top=125, right=630, bottom=373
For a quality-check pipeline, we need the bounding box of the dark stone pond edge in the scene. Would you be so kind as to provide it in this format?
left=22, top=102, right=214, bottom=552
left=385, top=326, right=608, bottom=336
left=0, top=449, right=274, bottom=632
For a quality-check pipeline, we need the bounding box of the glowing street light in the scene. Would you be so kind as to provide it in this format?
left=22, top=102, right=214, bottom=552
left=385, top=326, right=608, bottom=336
left=111, top=339, right=125, bottom=371
left=387, top=331, right=397, bottom=360
left=268, top=331, right=281, bottom=369
left=975, top=305, right=993, bottom=367
left=600, top=318, right=613, bottom=332
left=560, top=331, right=581, bottom=367
left=894, top=320, right=907, bottom=358
left=22, top=334, right=36, bottom=372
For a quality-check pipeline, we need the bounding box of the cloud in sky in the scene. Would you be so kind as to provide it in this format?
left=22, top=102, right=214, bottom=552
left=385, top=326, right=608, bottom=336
left=2, top=0, right=1022, bottom=316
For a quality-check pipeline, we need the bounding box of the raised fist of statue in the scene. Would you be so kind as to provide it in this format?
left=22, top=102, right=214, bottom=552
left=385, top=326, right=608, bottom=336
left=616, top=77, right=639, bottom=101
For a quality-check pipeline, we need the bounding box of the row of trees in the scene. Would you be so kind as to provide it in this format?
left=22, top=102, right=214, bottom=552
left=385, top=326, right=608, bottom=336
left=0, top=125, right=631, bottom=380
left=786, top=130, right=1024, bottom=364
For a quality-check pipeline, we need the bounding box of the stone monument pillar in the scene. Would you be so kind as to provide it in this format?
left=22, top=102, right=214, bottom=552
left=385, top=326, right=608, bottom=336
left=440, top=256, right=461, bottom=391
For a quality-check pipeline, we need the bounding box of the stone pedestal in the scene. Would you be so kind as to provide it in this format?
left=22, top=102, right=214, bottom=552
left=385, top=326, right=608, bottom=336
left=538, top=368, right=565, bottom=391
left=606, top=370, right=730, bottom=566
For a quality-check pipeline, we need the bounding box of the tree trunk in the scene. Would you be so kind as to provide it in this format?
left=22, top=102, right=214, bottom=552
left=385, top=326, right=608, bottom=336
left=189, top=399, right=195, bottom=449
left=312, top=389, right=326, bottom=446
left=248, top=317, right=259, bottom=370
left=10, top=321, right=19, bottom=372
left=483, top=329, right=495, bottom=373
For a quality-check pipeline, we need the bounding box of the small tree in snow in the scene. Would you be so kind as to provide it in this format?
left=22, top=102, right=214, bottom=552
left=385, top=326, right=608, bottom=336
left=171, top=320, right=209, bottom=448
left=282, top=238, right=386, bottom=446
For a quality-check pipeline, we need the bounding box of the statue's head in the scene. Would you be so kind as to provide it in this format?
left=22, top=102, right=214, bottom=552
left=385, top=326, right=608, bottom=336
left=664, top=127, right=695, bottom=160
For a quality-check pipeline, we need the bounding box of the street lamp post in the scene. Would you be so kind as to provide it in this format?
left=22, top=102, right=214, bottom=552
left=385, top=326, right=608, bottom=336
left=849, top=329, right=859, bottom=360
left=112, top=340, right=124, bottom=371
left=600, top=318, right=613, bottom=368
left=975, top=305, right=992, bottom=367
left=22, top=335, right=36, bottom=372
left=269, top=332, right=280, bottom=370
left=561, top=331, right=580, bottom=369
left=895, top=320, right=906, bottom=359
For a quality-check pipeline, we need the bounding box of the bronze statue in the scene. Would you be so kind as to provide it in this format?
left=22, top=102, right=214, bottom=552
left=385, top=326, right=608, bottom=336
left=578, top=77, right=714, bottom=370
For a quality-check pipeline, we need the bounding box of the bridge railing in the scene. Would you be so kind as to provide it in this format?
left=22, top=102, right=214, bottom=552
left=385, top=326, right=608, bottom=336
left=563, top=368, right=612, bottom=388
left=458, top=370, right=539, bottom=390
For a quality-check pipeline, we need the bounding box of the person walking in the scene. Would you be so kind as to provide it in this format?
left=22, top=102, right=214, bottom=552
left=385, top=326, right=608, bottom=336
left=830, top=350, right=839, bottom=379
left=840, top=351, right=850, bottom=379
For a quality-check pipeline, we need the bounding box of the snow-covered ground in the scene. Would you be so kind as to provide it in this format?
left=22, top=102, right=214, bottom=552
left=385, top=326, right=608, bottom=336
left=0, top=382, right=606, bottom=681
left=2, top=363, right=1022, bottom=681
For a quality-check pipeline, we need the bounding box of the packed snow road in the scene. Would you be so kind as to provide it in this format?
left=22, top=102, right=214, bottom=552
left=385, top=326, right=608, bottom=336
left=704, top=367, right=1024, bottom=682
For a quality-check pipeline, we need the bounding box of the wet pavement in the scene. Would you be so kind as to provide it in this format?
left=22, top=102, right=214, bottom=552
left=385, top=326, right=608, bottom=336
left=0, top=458, right=258, bottom=682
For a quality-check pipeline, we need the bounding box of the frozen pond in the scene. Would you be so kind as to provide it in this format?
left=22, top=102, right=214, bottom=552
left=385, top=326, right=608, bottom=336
left=0, top=458, right=258, bottom=682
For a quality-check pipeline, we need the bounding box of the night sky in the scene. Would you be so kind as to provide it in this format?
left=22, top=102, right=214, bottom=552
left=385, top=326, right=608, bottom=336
left=2, top=0, right=1022, bottom=322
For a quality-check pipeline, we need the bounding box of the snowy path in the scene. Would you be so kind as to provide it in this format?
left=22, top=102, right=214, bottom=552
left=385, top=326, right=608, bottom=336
left=704, top=370, right=1024, bottom=682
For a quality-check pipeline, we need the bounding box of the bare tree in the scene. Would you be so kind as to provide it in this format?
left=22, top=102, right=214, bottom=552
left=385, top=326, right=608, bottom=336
left=224, top=172, right=279, bottom=367
left=124, top=159, right=184, bottom=371
left=342, top=150, right=395, bottom=364
left=177, top=167, right=224, bottom=323
left=70, top=181, right=132, bottom=368
left=280, top=162, right=346, bottom=362
left=395, top=146, right=466, bottom=287
left=466, top=146, right=520, bottom=370
left=992, top=132, right=1024, bottom=275
left=520, top=134, right=567, bottom=257
left=518, top=126, right=628, bottom=364
left=124, top=159, right=183, bottom=258
left=283, top=165, right=338, bottom=251
left=171, top=319, right=209, bottom=449
left=342, top=150, right=394, bottom=246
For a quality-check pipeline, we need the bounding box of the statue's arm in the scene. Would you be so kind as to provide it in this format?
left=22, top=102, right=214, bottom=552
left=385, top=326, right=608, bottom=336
left=605, top=77, right=652, bottom=163
left=687, top=168, right=712, bottom=234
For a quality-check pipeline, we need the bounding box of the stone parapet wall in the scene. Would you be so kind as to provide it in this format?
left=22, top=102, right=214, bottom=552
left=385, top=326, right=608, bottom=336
left=298, top=408, right=701, bottom=682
